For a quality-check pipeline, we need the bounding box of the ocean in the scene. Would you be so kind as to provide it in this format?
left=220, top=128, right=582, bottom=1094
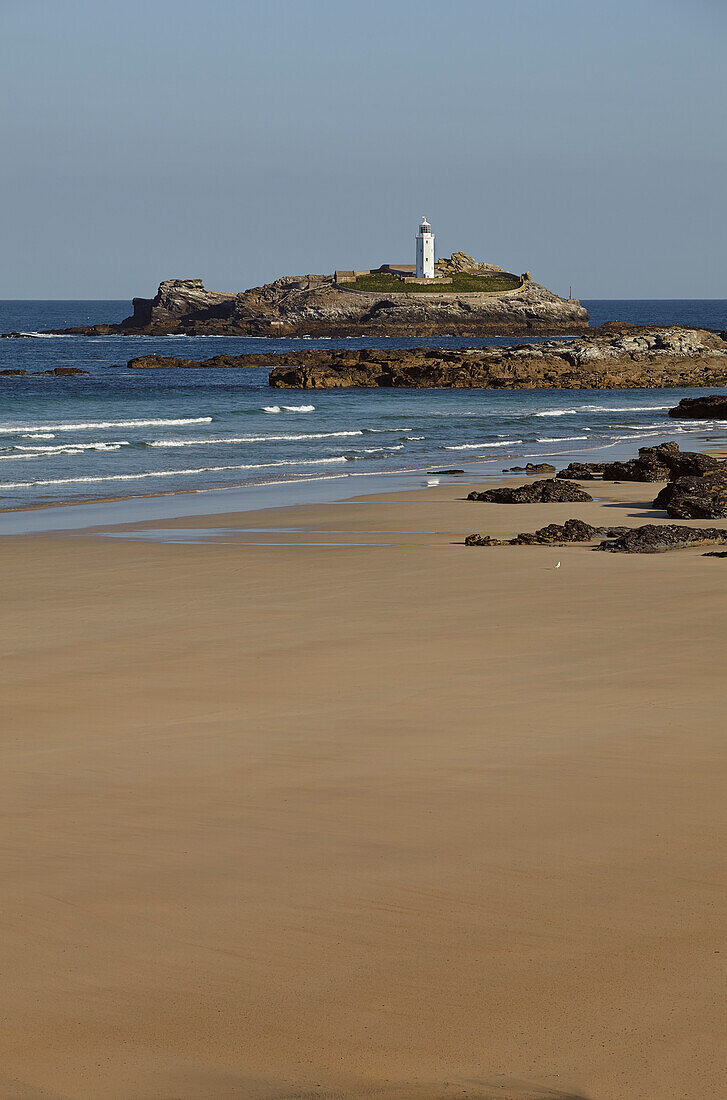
left=1, top=299, right=726, bottom=514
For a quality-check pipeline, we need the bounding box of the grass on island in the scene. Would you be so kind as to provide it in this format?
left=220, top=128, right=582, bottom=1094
left=344, top=271, right=523, bottom=294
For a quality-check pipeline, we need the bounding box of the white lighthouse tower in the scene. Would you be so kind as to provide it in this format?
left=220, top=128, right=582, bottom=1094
left=415, top=217, right=435, bottom=279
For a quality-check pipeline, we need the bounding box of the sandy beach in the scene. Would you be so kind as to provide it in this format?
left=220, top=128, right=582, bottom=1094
left=1, top=475, right=726, bottom=1099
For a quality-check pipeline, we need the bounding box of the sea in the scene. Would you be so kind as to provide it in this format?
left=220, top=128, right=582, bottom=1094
left=1, top=299, right=726, bottom=523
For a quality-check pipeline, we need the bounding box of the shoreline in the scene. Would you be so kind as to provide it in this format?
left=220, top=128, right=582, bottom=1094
left=1, top=429, right=726, bottom=536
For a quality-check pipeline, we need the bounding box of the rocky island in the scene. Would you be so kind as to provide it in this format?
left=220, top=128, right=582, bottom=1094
left=2, top=253, right=589, bottom=339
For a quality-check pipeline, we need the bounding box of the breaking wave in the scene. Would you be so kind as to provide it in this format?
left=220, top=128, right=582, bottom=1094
left=0, top=417, right=213, bottom=435
left=534, top=435, right=590, bottom=443
left=147, top=431, right=364, bottom=448
left=535, top=404, right=673, bottom=417
left=10, top=441, right=130, bottom=454
left=0, top=456, right=349, bottom=490
left=262, top=405, right=316, bottom=414
left=444, top=439, right=522, bottom=450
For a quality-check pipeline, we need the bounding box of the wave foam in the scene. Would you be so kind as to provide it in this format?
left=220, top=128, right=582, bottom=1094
left=535, top=404, right=673, bottom=417
left=535, top=435, right=590, bottom=443
left=12, top=440, right=130, bottom=454
left=0, top=456, right=349, bottom=490
left=262, top=405, right=316, bottom=414
left=148, top=431, right=363, bottom=448
left=0, top=417, right=213, bottom=435
left=444, top=439, right=522, bottom=450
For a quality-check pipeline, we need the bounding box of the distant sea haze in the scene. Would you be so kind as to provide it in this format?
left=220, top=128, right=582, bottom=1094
left=0, top=299, right=726, bottom=509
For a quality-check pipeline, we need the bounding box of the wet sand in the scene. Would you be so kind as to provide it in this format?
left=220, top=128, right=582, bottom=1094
left=1, top=476, right=725, bottom=1099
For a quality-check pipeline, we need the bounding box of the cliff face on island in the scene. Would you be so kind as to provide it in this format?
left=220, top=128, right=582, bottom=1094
left=8, top=264, right=589, bottom=338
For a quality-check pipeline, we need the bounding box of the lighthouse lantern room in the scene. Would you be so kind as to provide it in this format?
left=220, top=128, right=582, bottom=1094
left=415, top=217, right=435, bottom=279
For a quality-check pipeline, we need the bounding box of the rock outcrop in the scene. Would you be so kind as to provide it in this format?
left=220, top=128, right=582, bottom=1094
left=467, top=479, right=593, bottom=504
left=503, top=462, right=556, bottom=474
left=89, top=329, right=727, bottom=391
left=266, top=327, right=727, bottom=389
left=668, top=394, right=727, bottom=419
left=465, top=519, right=628, bottom=547
left=652, top=468, right=727, bottom=519
left=125, top=354, right=252, bottom=370
left=597, top=524, right=727, bottom=553
left=601, top=441, right=720, bottom=482
left=556, top=462, right=605, bottom=480
left=0, top=367, right=89, bottom=377
left=3, top=269, right=589, bottom=339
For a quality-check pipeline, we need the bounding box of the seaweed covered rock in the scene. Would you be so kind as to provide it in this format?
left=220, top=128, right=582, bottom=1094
left=556, top=462, right=605, bottom=481
left=602, top=442, right=720, bottom=482
left=467, top=479, right=593, bottom=504
left=464, top=534, right=505, bottom=546
left=669, top=395, right=727, bottom=420
left=653, top=468, right=727, bottom=519
left=598, top=524, right=727, bottom=553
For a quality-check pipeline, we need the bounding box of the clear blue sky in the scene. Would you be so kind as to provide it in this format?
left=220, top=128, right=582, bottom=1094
left=1, top=0, right=725, bottom=299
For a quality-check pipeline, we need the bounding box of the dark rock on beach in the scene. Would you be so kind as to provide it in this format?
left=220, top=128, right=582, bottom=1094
left=556, top=461, right=605, bottom=480
left=513, top=519, right=604, bottom=544
left=502, top=463, right=555, bottom=474
left=465, top=519, right=629, bottom=547
left=428, top=468, right=465, bottom=475
left=464, top=534, right=506, bottom=546
left=467, top=479, right=593, bottom=504
left=653, top=468, right=727, bottom=519
left=668, top=394, right=727, bottom=419
left=598, top=524, right=727, bottom=553
left=602, top=442, right=720, bottom=482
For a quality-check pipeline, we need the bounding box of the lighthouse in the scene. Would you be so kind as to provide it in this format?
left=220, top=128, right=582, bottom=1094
left=415, top=217, right=435, bottom=279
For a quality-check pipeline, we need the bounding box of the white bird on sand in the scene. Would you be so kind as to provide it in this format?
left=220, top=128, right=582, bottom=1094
left=555, top=561, right=561, bottom=569
left=426, top=478, right=440, bottom=487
